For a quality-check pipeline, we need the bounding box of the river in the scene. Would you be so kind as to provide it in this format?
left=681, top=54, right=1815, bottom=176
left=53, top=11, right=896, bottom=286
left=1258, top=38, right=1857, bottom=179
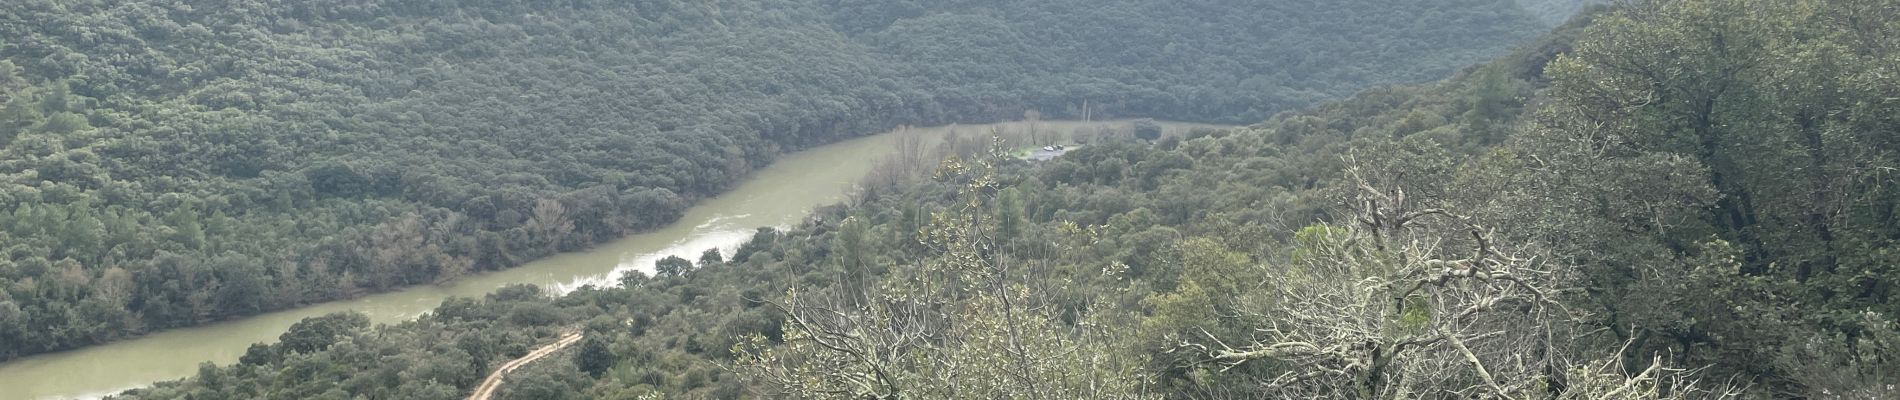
left=0, top=120, right=1227, bottom=400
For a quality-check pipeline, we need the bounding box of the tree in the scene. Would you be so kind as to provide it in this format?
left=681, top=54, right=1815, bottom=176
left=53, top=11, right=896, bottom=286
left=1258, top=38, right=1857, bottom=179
left=239, top=343, right=279, bottom=366
left=1533, top=0, right=1900, bottom=384
left=0, top=299, right=19, bottom=356
left=575, top=337, right=614, bottom=378
left=697, top=248, right=723, bottom=267
left=498, top=362, right=587, bottom=400
left=0, top=88, right=40, bottom=147
left=279, top=312, right=370, bottom=354
left=994, top=188, right=1024, bottom=244
left=1023, top=109, right=1043, bottom=145
left=529, top=198, right=574, bottom=252
left=304, top=162, right=372, bottom=198
left=1133, top=119, right=1163, bottom=142
left=1176, top=170, right=1734, bottom=399
left=653, top=255, right=692, bottom=278
left=831, top=216, right=873, bottom=300
left=36, top=112, right=87, bottom=135
left=0, top=60, right=22, bottom=93
left=212, top=255, right=267, bottom=317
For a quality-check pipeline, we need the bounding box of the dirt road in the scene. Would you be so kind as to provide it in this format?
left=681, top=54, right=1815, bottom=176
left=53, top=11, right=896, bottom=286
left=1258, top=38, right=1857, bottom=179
left=467, top=330, right=585, bottom=400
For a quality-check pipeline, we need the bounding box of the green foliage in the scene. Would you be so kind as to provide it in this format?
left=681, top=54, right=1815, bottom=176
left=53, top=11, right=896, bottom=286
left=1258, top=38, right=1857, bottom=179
left=696, top=249, right=724, bottom=268
left=0, top=0, right=1543, bottom=361
left=1527, top=0, right=1900, bottom=391
left=574, top=337, right=614, bottom=379
left=76, top=1, right=1900, bottom=399
left=652, top=256, right=692, bottom=278
left=1132, top=119, right=1163, bottom=142
left=278, top=312, right=369, bottom=355
left=737, top=144, right=1150, bottom=399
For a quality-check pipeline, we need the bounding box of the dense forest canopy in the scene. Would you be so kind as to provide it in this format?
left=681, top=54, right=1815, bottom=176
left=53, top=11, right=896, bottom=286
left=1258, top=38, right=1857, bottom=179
left=110, top=0, right=1900, bottom=399
left=0, top=0, right=1547, bottom=360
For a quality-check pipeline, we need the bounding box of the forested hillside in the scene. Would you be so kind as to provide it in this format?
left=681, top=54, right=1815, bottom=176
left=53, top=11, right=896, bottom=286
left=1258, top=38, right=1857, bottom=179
left=115, top=0, right=1900, bottom=399
left=0, top=0, right=1545, bottom=360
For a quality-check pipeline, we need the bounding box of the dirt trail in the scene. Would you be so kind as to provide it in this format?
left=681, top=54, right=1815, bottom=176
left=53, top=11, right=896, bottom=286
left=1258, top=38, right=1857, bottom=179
left=467, top=330, right=584, bottom=400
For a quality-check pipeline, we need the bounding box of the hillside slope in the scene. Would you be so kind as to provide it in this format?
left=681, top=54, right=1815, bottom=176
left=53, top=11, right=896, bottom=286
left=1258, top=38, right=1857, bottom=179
left=0, top=0, right=1546, bottom=360
left=114, top=1, right=1900, bottom=398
